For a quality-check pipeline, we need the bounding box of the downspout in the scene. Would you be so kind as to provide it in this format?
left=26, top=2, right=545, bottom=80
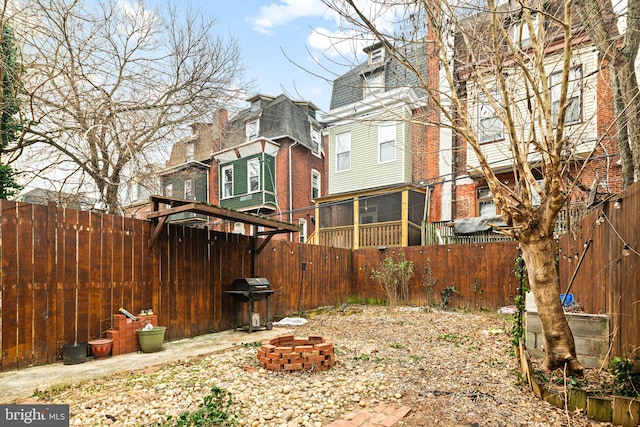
left=450, top=109, right=459, bottom=220
left=288, top=141, right=299, bottom=242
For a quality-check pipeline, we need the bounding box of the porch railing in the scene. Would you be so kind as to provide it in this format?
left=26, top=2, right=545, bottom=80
left=359, top=221, right=402, bottom=247
left=423, top=203, right=592, bottom=246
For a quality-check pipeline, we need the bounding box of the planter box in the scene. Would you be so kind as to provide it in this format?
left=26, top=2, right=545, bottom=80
left=525, top=293, right=610, bottom=368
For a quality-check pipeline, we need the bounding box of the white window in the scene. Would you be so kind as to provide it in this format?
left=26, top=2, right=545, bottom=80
left=246, top=119, right=259, bottom=141
left=378, top=122, right=396, bottom=163
left=551, top=67, right=582, bottom=126
left=311, top=170, right=321, bottom=199
left=222, top=165, right=233, bottom=198
left=369, top=48, right=383, bottom=64
left=336, top=132, right=351, bottom=172
left=477, top=187, right=496, bottom=217
left=311, top=126, right=320, bottom=153
left=509, top=14, right=538, bottom=48
left=478, top=95, right=503, bottom=143
left=164, top=183, right=173, bottom=197
left=185, top=142, right=195, bottom=162
left=364, top=72, right=384, bottom=98
left=298, top=218, right=307, bottom=243
left=530, top=179, right=545, bottom=207
left=248, top=158, right=260, bottom=192
left=184, top=179, right=194, bottom=199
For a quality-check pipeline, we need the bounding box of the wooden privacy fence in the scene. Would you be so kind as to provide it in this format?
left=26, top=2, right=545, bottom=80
left=351, top=242, right=521, bottom=308
left=558, top=182, right=640, bottom=359
left=0, top=201, right=354, bottom=371
left=1, top=200, right=520, bottom=372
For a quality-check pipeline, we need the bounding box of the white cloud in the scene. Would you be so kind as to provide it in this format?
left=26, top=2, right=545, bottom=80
left=307, top=26, right=369, bottom=60
left=250, top=0, right=330, bottom=35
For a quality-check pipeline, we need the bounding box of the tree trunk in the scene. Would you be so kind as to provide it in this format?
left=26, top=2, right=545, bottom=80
left=610, top=67, right=635, bottom=187
left=520, top=237, right=584, bottom=374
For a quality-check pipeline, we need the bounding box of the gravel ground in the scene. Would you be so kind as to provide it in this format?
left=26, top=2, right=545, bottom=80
left=21, top=306, right=608, bottom=426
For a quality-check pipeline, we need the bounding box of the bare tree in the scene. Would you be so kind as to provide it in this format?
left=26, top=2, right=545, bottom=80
left=319, top=0, right=615, bottom=373
left=574, top=0, right=640, bottom=187
left=8, top=0, right=249, bottom=213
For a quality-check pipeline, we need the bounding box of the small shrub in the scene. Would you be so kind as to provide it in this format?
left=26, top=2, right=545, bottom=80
left=163, top=386, right=234, bottom=427
left=440, top=284, right=458, bottom=309
left=610, top=355, right=640, bottom=398
left=370, top=252, right=414, bottom=306
left=422, top=259, right=437, bottom=306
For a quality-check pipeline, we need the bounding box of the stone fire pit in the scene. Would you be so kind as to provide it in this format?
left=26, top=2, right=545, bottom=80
left=257, top=334, right=335, bottom=372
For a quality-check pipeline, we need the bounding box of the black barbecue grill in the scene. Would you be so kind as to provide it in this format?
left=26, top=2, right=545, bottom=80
left=224, top=278, right=274, bottom=333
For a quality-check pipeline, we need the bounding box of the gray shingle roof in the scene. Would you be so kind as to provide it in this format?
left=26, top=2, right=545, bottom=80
left=330, top=42, right=429, bottom=111
left=224, top=94, right=321, bottom=151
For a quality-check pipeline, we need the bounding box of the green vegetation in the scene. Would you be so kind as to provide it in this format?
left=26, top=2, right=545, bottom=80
left=353, top=353, right=370, bottom=361
left=510, top=254, right=530, bottom=346
left=0, top=22, right=23, bottom=198
left=421, top=259, right=437, bottom=306
left=346, top=296, right=388, bottom=305
left=370, top=252, right=415, bottom=306
left=388, top=342, right=404, bottom=349
left=160, top=386, right=235, bottom=427
left=610, top=355, right=640, bottom=398
left=439, top=284, right=458, bottom=309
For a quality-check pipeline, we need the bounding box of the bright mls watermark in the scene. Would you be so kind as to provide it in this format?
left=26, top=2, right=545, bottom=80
left=0, top=405, right=69, bottom=426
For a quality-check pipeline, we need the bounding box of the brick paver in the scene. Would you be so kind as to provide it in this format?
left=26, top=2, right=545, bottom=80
left=325, top=404, right=412, bottom=427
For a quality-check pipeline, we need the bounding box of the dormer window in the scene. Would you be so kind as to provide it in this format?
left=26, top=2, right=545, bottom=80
left=364, top=72, right=384, bottom=98
left=251, top=100, right=260, bottom=112
left=246, top=119, right=259, bottom=141
left=509, top=13, right=539, bottom=48
left=311, top=126, right=320, bottom=153
left=369, top=47, right=384, bottom=64
left=185, top=141, right=195, bottom=162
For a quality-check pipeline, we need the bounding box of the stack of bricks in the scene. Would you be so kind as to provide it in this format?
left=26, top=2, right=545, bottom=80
left=106, top=313, right=158, bottom=356
left=257, top=334, right=335, bottom=372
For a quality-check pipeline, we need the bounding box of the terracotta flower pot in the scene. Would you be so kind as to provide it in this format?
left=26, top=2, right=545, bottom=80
left=88, top=338, right=113, bottom=359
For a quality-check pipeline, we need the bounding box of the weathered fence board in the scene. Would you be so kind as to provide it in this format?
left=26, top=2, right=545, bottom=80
left=558, top=182, right=640, bottom=359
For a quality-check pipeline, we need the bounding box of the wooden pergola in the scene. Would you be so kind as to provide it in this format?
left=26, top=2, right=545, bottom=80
left=146, top=196, right=300, bottom=254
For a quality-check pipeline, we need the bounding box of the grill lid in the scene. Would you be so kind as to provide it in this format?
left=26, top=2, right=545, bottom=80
left=232, top=277, right=271, bottom=291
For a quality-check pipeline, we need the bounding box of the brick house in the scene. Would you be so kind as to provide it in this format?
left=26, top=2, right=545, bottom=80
left=209, top=94, right=324, bottom=242
left=443, top=3, right=622, bottom=241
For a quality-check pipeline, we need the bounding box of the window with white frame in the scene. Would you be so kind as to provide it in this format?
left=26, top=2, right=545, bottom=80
left=185, top=142, right=195, bottom=162
left=298, top=218, right=307, bottom=243
left=164, top=183, right=173, bottom=197
left=364, top=72, right=384, bottom=98
left=336, top=132, right=351, bottom=172
left=509, top=13, right=538, bottom=48
left=477, top=186, right=496, bottom=217
left=246, top=119, right=259, bottom=141
left=378, top=122, right=396, bottom=163
left=222, top=165, right=233, bottom=198
left=530, top=178, right=545, bottom=207
left=478, top=94, right=503, bottom=143
left=551, top=67, right=582, bottom=126
left=311, top=126, right=320, bottom=153
left=184, top=179, right=194, bottom=199
left=248, top=158, right=260, bottom=192
left=311, top=170, right=321, bottom=199
left=369, top=47, right=384, bottom=64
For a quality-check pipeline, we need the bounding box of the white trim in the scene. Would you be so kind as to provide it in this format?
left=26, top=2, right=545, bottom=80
left=335, top=132, right=351, bottom=172
left=378, top=122, right=396, bottom=163
left=247, top=158, right=260, bottom=193
left=221, top=164, right=233, bottom=199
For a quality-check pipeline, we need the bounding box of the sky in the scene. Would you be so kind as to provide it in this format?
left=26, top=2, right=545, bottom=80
left=169, top=0, right=374, bottom=113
